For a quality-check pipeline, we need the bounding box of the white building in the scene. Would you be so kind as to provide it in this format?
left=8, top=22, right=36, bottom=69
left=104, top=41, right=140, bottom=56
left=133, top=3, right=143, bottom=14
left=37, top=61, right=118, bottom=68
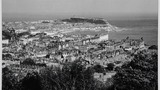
left=15, top=29, right=28, bottom=33
left=99, top=34, right=109, bottom=42
left=2, top=39, right=9, bottom=44
left=30, top=26, right=36, bottom=30
left=30, top=30, right=41, bottom=35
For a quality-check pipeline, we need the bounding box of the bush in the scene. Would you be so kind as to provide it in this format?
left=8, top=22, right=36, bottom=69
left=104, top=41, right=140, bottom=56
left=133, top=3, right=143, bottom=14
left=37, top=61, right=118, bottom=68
left=113, top=52, right=158, bottom=90
left=148, top=45, right=157, bottom=50
left=3, top=59, right=115, bottom=90
left=20, top=72, right=42, bottom=90
left=39, top=60, right=103, bottom=90
left=2, top=67, right=20, bottom=90
left=106, top=63, right=115, bottom=71
left=93, top=64, right=106, bottom=73
left=21, top=58, right=36, bottom=65
left=3, top=53, right=12, bottom=60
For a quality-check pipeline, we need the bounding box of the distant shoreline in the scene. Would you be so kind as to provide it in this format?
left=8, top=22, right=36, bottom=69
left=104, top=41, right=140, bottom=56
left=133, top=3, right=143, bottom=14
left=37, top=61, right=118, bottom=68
left=2, top=14, right=158, bottom=22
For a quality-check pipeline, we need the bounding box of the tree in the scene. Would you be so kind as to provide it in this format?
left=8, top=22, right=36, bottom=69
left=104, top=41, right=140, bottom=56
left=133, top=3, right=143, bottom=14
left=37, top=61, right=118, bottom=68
left=113, top=51, right=158, bottom=90
left=106, top=63, right=115, bottom=71
left=148, top=45, right=157, bottom=50
left=39, top=60, right=100, bottom=90
left=21, top=72, right=42, bottom=90
left=2, top=67, right=20, bottom=90
left=3, top=53, right=12, bottom=60
left=21, top=58, right=36, bottom=65
left=93, top=64, right=105, bottom=73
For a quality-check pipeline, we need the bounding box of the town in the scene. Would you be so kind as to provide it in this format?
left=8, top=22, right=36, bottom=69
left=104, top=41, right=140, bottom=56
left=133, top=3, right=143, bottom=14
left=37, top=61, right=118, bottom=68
left=2, top=17, right=148, bottom=82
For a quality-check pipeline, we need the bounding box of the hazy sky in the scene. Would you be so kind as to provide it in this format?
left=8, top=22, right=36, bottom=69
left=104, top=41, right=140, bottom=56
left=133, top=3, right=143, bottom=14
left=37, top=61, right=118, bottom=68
left=2, top=0, right=158, bottom=20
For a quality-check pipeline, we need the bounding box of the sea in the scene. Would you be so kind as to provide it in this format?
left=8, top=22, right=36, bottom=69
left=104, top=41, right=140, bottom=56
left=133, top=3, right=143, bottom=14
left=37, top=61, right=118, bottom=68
left=3, top=17, right=158, bottom=45
left=67, top=19, right=158, bottom=45
left=108, top=20, right=158, bottom=45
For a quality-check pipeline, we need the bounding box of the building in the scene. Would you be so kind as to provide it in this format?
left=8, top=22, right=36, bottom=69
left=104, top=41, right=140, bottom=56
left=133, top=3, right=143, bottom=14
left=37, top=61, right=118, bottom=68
left=99, top=34, right=109, bottom=42
left=30, top=26, right=36, bottom=30
left=30, top=30, right=41, bottom=35
left=2, top=39, right=9, bottom=44
left=15, top=29, right=28, bottom=33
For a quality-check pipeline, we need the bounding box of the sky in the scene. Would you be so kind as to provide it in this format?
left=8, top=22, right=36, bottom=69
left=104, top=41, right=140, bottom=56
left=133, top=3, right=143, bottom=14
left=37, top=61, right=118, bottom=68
left=2, top=0, right=158, bottom=20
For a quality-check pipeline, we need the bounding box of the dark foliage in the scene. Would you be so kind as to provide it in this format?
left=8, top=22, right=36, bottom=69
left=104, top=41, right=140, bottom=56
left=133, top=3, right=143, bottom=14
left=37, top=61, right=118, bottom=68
left=148, top=45, right=158, bottom=50
left=20, top=72, right=42, bottom=90
left=21, top=58, right=36, bottom=65
left=62, top=18, right=106, bottom=24
left=106, top=63, right=115, bottom=71
left=2, top=30, right=12, bottom=40
left=39, top=60, right=99, bottom=90
left=3, top=53, right=13, bottom=60
left=17, top=32, right=30, bottom=38
left=2, top=29, right=17, bottom=40
left=2, top=67, right=20, bottom=90
left=93, top=64, right=106, bottom=73
left=113, top=51, right=158, bottom=90
left=36, top=63, right=47, bottom=67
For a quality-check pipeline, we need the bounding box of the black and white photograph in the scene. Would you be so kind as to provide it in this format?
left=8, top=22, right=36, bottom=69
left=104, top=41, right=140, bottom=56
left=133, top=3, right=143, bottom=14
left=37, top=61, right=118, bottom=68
left=2, top=0, right=158, bottom=90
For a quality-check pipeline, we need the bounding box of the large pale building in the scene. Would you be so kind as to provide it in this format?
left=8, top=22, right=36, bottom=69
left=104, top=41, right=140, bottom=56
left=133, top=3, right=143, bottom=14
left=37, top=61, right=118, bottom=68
left=99, top=34, right=109, bottom=42
left=2, top=39, right=9, bottom=44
